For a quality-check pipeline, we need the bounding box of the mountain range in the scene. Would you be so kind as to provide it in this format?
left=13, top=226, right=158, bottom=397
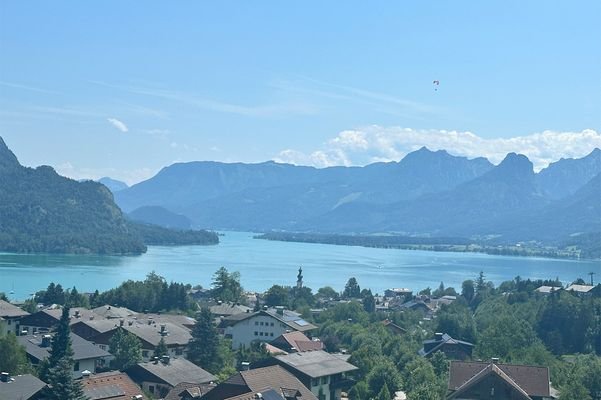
left=113, top=147, right=600, bottom=246
left=0, top=137, right=218, bottom=254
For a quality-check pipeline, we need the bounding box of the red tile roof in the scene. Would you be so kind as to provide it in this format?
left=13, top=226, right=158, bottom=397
left=81, top=371, right=148, bottom=400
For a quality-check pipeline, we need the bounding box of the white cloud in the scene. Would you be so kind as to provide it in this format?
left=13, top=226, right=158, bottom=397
left=54, top=162, right=155, bottom=185
left=274, top=127, right=601, bottom=171
left=107, top=118, right=129, bottom=132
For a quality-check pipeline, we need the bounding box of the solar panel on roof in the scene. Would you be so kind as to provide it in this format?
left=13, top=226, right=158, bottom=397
left=295, top=319, right=309, bottom=326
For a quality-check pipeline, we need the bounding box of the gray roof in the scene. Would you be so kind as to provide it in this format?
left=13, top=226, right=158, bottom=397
left=72, top=318, right=123, bottom=333
left=566, top=284, right=594, bottom=293
left=17, top=332, right=110, bottom=361
left=91, top=305, right=138, bottom=319
left=275, top=350, right=358, bottom=378
left=43, top=307, right=106, bottom=324
left=133, top=358, right=216, bottom=386
left=209, top=302, right=252, bottom=317
left=0, top=374, right=46, bottom=399
left=0, top=300, right=29, bottom=318
left=123, top=321, right=192, bottom=346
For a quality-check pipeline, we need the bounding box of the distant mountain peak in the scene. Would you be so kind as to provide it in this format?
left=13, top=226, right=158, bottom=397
left=497, top=152, right=533, bottom=171
left=0, top=136, right=20, bottom=170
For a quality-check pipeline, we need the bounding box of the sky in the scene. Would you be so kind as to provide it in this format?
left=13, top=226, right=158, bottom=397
left=1, top=1, right=600, bottom=184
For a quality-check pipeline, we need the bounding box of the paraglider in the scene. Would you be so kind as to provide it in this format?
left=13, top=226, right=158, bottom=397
left=433, top=80, right=440, bottom=91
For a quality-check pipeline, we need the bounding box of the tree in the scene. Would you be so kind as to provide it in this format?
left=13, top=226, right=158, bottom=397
left=66, top=287, right=88, bottom=308
left=211, top=267, right=243, bottom=303
left=0, top=333, right=29, bottom=374
left=317, top=286, right=339, bottom=301
left=377, top=384, right=392, bottom=400
left=461, top=280, right=475, bottom=302
left=343, top=277, right=361, bottom=299
left=109, top=328, right=142, bottom=370
left=362, top=289, right=376, bottom=313
left=429, top=351, right=449, bottom=377
left=188, top=307, right=221, bottom=373
left=406, top=383, right=441, bottom=400
left=349, top=380, right=370, bottom=400
left=153, top=337, right=168, bottom=358
left=366, top=359, right=402, bottom=397
left=46, top=307, right=73, bottom=370
left=44, top=357, right=86, bottom=400
left=265, top=285, right=290, bottom=307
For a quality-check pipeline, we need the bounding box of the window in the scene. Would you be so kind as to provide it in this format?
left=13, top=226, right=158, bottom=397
left=312, top=378, right=319, bottom=387
left=321, top=376, right=328, bottom=384
left=254, top=331, right=258, bottom=336
left=260, top=322, right=264, bottom=326
left=149, top=386, right=155, bottom=394
left=99, top=345, right=106, bottom=350
left=142, top=351, right=149, bottom=358
left=270, top=332, right=274, bottom=337
left=270, top=322, right=274, bottom=327
left=260, top=332, right=264, bottom=336
left=175, top=348, right=183, bottom=355
left=7, top=320, right=11, bottom=325
left=73, top=361, right=80, bottom=371
left=255, top=321, right=258, bottom=326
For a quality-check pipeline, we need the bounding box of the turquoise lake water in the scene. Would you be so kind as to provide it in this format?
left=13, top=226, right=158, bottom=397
left=0, top=231, right=599, bottom=301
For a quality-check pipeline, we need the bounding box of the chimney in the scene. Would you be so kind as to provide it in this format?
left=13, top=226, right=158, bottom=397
left=120, top=319, right=124, bottom=327
left=75, top=310, right=81, bottom=318
left=41, top=335, right=52, bottom=348
left=275, top=306, right=284, bottom=315
left=128, top=320, right=133, bottom=326
left=434, top=332, right=443, bottom=341
left=254, top=393, right=263, bottom=399
left=241, top=361, right=250, bottom=371
left=0, top=372, right=9, bottom=382
left=491, top=357, right=499, bottom=364
left=89, top=315, right=94, bottom=320
left=81, top=370, right=91, bottom=378
left=161, top=355, right=170, bottom=365
left=152, top=356, right=159, bottom=364
left=160, top=324, right=168, bottom=336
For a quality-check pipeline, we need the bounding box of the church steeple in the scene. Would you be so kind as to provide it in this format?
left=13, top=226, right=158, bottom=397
left=296, top=266, right=303, bottom=289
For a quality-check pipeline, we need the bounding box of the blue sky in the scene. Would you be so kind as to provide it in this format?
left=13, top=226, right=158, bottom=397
left=1, top=1, right=600, bottom=183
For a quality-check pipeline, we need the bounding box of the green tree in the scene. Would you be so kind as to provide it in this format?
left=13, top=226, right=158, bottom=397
left=153, top=337, right=168, bottom=358
left=362, top=289, right=376, bottom=313
left=461, top=280, right=475, bottom=302
left=406, top=382, right=441, bottom=400
left=343, top=277, right=361, bottom=298
left=45, top=357, right=86, bottom=400
left=0, top=333, right=30, bottom=374
left=429, top=351, right=449, bottom=377
left=66, top=287, right=89, bottom=308
left=211, top=267, right=243, bottom=303
left=264, top=285, right=290, bottom=307
left=109, top=328, right=142, bottom=370
left=560, top=380, right=592, bottom=400
left=188, top=307, right=221, bottom=373
left=367, top=359, right=402, bottom=397
left=377, top=384, right=392, bottom=400
left=317, top=286, right=339, bottom=301
left=349, top=380, right=370, bottom=400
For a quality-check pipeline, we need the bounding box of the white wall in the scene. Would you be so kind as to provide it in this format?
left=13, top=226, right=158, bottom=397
left=224, top=314, right=292, bottom=349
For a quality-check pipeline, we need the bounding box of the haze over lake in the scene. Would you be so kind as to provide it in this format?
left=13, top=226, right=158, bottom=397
left=0, top=231, right=597, bottom=301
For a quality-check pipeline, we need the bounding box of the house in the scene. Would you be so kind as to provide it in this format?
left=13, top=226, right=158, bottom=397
left=398, top=300, right=432, bottom=315
left=446, top=360, right=556, bottom=399
left=381, top=319, right=407, bottom=336
left=126, top=357, right=216, bottom=398
left=89, top=321, right=192, bottom=361
left=220, top=307, right=317, bottom=349
left=17, top=332, right=111, bottom=378
left=81, top=371, right=148, bottom=400
left=419, top=333, right=474, bottom=360
left=534, top=286, right=562, bottom=295
left=565, top=284, right=595, bottom=296
left=164, top=382, right=216, bottom=400
left=259, top=350, right=358, bottom=400
left=0, top=372, right=46, bottom=400
left=70, top=319, right=122, bottom=344
left=0, top=299, right=29, bottom=335
left=91, top=305, right=137, bottom=319
left=201, top=365, right=317, bottom=400
left=270, top=331, right=324, bottom=353
left=19, top=307, right=104, bottom=335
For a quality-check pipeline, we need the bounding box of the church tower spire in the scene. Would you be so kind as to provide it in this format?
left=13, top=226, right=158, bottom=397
left=296, top=266, right=303, bottom=289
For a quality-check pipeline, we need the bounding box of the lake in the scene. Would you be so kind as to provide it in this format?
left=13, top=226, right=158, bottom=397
left=0, top=231, right=599, bottom=301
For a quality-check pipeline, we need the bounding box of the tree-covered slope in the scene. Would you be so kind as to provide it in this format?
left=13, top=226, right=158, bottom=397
left=0, top=137, right=218, bottom=254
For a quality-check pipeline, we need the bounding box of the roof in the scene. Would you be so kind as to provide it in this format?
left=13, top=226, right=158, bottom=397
left=122, top=321, right=192, bottom=346
left=72, top=319, right=123, bottom=334
left=209, top=302, right=252, bottom=317
left=534, top=286, right=562, bottom=294
left=0, top=300, right=29, bottom=318
left=45, top=307, right=106, bottom=324
left=0, top=374, right=46, bottom=399
left=224, top=388, right=286, bottom=400
left=164, top=382, right=216, bottom=400
left=419, top=333, right=474, bottom=357
left=566, top=284, right=594, bottom=293
left=238, top=366, right=316, bottom=400
left=17, top=332, right=110, bottom=362
left=448, top=361, right=550, bottom=398
left=91, top=305, right=137, bottom=319
left=275, top=350, right=358, bottom=378
left=221, top=309, right=317, bottom=333
left=271, top=331, right=324, bottom=352
left=82, top=371, right=148, bottom=400
left=129, top=358, right=216, bottom=387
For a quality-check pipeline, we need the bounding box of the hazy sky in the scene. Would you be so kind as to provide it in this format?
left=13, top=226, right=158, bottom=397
left=1, top=1, right=600, bottom=184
